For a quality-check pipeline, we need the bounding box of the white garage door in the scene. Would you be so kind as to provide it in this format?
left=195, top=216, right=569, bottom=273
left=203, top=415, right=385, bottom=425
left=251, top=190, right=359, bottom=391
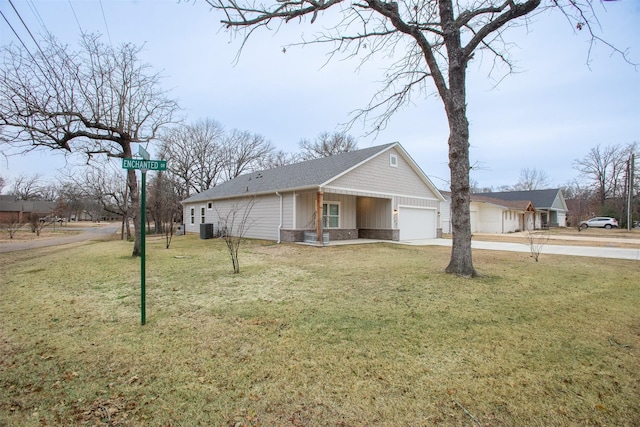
left=399, top=207, right=436, bottom=240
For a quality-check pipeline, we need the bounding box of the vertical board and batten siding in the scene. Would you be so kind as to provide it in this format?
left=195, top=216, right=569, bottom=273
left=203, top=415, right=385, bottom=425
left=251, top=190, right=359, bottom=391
left=440, top=196, right=451, bottom=234
left=356, top=197, right=392, bottom=229
left=294, top=191, right=358, bottom=229
left=327, top=148, right=438, bottom=200
left=323, top=193, right=357, bottom=229
left=551, top=194, right=567, bottom=227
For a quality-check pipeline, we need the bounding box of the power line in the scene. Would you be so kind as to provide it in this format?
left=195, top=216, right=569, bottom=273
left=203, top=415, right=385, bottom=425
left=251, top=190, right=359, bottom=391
left=67, top=0, right=83, bottom=34
left=0, top=9, right=53, bottom=85
left=25, top=0, right=48, bottom=35
left=99, top=0, right=112, bottom=44
left=5, top=0, right=70, bottom=103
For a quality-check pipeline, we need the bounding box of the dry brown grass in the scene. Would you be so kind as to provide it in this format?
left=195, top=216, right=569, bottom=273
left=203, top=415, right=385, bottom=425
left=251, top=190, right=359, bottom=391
left=1, top=235, right=638, bottom=426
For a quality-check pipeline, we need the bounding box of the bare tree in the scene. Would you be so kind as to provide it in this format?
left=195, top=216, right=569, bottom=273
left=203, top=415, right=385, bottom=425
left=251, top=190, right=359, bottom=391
left=561, top=178, right=595, bottom=227
left=298, top=131, right=358, bottom=160
left=513, top=168, right=551, bottom=191
left=0, top=33, right=179, bottom=256
left=216, top=198, right=256, bottom=274
left=526, top=230, right=548, bottom=262
left=9, top=174, right=44, bottom=200
left=221, top=130, right=274, bottom=181
left=2, top=213, right=23, bottom=239
left=72, top=164, right=131, bottom=237
left=160, top=119, right=226, bottom=197
left=573, top=143, right=634, bottom=209
left=257, top=149, right=300, bottom=169
left=204, top=0, right=631, bottom=277
left=147, top=171, right=183, bottom=249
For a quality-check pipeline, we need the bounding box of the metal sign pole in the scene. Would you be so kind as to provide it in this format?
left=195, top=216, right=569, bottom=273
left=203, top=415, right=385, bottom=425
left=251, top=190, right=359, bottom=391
left=141, top=169, right=147, bottom=325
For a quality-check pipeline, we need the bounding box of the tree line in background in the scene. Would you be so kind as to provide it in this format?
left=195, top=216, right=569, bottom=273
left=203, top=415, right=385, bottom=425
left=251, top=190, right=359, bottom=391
left=0, top=128, right=358, bottom=240
left=2, top=139, right=638, bottom=239
left=469, top=142, right=638, bottom=228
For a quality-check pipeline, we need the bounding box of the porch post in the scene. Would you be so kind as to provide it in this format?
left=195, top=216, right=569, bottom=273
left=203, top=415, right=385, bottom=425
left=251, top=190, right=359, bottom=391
left=316, top=190, right=324, bottom=244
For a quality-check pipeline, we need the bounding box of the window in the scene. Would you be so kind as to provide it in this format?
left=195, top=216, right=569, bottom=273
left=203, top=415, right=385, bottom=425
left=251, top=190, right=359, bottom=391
left=200, top=207, right=206, bottom=224
left=390, top=153, right=398, bottom=167
left=322, top=202, right=340, bottom=228
left=207, top=202, right=213, bottom=210
left=190, top=207, right=195, bottom=224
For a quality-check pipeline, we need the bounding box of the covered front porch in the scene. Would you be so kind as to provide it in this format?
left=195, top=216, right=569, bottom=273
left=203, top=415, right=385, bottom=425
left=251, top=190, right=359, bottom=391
left=279, top=190, right=399, bottom=243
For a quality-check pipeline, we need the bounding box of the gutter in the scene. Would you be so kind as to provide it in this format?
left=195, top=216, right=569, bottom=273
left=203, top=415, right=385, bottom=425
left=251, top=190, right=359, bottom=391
left=276, top=191, right=283, bottom=244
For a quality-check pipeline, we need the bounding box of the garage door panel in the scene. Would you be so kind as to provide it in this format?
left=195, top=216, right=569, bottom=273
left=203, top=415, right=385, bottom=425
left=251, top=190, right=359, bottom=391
left=399, top=207, right=436, bottom=240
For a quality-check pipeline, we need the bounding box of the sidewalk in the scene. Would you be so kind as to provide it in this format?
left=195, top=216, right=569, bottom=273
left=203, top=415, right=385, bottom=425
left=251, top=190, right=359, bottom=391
left=399, top=238, right=640, bottom=261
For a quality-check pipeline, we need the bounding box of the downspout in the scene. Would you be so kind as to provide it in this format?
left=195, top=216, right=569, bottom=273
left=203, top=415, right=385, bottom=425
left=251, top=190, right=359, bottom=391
left=276, top=191, right=283, bottom=244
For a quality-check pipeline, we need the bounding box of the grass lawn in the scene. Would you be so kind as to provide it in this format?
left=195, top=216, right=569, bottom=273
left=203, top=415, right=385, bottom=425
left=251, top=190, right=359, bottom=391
left=1, top=235, right=638, bottom=426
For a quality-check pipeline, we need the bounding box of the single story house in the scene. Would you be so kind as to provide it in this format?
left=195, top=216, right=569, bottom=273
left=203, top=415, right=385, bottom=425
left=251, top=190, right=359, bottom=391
left=440, top=192, right=539, bottom=234
left=476, top=189, right=568, bottom=228
left=0, top=195, right=57, bottom=224
left=182, top=143, right=445, bottom=243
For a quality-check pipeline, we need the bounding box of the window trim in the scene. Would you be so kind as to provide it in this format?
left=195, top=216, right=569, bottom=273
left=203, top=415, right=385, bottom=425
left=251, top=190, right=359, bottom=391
left=322, top=201, right=340, bottom=229
left=200, top=206, right=206, bottom=224
left=390, top=153, right=398, bottom=167
left=207, top=202, right=213, bottom=210
left=190, top=207, right=195, bottom=224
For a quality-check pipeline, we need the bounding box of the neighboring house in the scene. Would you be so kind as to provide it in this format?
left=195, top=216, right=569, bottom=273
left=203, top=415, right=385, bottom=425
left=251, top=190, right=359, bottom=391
left=477, top=189, right=568, bottom=228
left=0, top=195, right=57, bottom=223
left=440, top=192, right=538, bottom=234
left=182, top=143, right=445, bottom=243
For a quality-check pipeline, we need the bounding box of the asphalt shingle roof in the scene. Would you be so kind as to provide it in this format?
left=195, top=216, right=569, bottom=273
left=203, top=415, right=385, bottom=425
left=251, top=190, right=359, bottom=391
left=183, top=143, right=396, bottom=203
left=476, top=189, right=561, bottom=209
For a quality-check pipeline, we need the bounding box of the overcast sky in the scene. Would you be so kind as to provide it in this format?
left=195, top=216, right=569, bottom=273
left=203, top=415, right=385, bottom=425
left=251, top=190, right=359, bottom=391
left=1, top=0, right=638, bottom=192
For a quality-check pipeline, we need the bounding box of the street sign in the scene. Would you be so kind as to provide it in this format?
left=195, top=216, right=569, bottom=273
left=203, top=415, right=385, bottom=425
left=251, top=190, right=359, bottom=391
left=122, top=158, right=167, bottom=171
left=138, top=145, right=151, bottom=161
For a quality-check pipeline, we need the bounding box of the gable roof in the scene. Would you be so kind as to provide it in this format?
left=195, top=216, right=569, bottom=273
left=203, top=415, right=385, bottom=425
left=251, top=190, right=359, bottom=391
left=475, top=189, right=565, bottom=210
left=0, top=195, right=56, bottom=214
left=183, top=143, right=443, bottom=203
left=471, top=194, right=535, bottom=211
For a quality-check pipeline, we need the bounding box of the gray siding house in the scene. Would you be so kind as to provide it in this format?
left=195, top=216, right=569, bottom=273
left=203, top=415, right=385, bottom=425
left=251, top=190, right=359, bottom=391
left=181, top=143, right=445, bottom=243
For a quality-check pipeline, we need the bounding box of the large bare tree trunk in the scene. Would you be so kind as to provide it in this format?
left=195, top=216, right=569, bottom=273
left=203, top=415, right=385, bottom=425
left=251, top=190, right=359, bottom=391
left=444, top=55, right=477, bottom=277
left=127, top=169, right=141, bottom=257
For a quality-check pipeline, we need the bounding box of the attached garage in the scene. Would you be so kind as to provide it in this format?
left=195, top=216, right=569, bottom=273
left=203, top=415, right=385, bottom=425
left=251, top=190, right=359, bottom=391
left=398, top=206, right=437, bottom=240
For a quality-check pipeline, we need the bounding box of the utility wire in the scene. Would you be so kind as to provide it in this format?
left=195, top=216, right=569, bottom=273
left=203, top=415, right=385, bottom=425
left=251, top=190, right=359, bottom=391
left=8, top=0, right=57, bottom=73
left=5, top=0, right=71, bottom=108
left=25, top=0, right=47, bottom=35
left=99, top=0, right=112, bottom=44
left=67, top=0, right=83, bottom=34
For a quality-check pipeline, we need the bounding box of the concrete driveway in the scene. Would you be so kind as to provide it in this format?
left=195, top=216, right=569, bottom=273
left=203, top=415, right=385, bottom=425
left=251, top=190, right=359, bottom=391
left=399, top=236, right=640, bottom=261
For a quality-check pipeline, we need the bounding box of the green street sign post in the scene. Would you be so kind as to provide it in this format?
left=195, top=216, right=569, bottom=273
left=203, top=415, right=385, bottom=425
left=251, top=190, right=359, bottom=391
left=122, top=153, right=166, bottom=325
left=122, top=158, right=167, bottom=171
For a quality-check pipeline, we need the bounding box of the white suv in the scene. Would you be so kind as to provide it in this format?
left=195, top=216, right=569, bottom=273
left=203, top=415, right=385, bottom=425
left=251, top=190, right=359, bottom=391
left=579, top=217, right=618, bottom=230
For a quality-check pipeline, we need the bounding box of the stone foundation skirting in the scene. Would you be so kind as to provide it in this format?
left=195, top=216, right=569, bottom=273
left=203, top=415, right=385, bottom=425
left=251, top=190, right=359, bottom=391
left=358, top=228, right=399, bottom=241
left=280, top=228, right=392, bottom=242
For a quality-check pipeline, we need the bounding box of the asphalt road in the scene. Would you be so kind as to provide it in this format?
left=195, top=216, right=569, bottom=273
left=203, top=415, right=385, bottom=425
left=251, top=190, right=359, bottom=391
left=0, top=223, right=121, bottom=253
